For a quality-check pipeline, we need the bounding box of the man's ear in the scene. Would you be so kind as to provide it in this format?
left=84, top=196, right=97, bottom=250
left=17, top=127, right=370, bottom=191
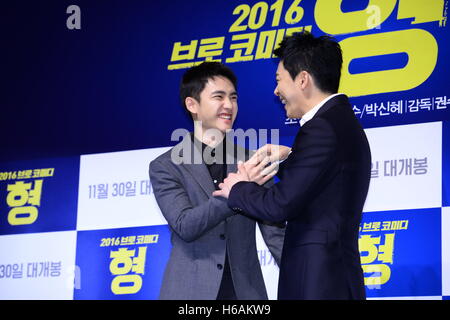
left=295, top=71, right=310, bottom=90
left=185, top=97, right=198, bottom=116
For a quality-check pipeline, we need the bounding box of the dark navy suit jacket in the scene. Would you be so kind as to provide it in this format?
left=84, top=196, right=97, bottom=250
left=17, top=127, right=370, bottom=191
left=228, top=94, right=371, bottom=300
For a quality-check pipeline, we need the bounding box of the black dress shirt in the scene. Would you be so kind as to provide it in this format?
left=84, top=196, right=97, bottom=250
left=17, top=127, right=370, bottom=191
left=193, top=135, right=237, bottom=300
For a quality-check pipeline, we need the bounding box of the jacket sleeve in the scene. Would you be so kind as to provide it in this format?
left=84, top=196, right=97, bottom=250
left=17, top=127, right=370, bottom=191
left=149, top=159, right=235, bottom=242
left=255, top=177, right=285, bottom=266
left=228, top=117, right=337, bottom=223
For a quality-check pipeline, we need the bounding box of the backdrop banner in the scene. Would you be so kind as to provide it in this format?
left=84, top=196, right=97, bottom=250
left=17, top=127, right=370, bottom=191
left=1, top=0, right=449, bottom=300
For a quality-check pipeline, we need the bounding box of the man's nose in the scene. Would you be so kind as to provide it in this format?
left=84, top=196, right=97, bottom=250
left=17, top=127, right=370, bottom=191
left=274, top=86, right=279, bottom=96
left=224, top=97, right=234, bottom=109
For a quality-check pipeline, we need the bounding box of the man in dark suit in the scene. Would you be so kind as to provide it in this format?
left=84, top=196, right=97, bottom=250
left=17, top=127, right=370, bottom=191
left=150, top=62, right=284, bottom=300
left=213, top=32, right=371, bottom=300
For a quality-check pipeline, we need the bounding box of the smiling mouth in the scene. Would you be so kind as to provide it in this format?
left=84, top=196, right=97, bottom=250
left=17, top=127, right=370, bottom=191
left=218, top=113, right=232, bottom=120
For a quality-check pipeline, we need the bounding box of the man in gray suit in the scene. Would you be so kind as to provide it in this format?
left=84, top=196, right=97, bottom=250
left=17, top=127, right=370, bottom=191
left=149, top=62, right=284, bottom=300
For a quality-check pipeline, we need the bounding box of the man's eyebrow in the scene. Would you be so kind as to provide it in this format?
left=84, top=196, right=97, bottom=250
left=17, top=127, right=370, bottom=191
left=211, top=90, right=237, bottom=96
left=211, top=90, right=226, bottom=95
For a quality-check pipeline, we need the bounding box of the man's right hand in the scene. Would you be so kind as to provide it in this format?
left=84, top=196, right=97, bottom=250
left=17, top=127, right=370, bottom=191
left=244, top=144, right=291, bottom=185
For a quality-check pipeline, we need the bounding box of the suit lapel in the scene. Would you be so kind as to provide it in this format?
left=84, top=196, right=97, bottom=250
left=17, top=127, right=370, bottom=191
left=184, top=163, right=216, bottom=198
left=176, top=134, right=248, bottom=198
left=224, top=134, right=249, bottom=175
left=225, top=136, right=237, bottom=175
left=177, top=134, right=216, bottom=198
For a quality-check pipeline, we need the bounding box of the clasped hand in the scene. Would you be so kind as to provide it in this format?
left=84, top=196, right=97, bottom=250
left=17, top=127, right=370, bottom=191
left=212, top=144, right=291, bottom=199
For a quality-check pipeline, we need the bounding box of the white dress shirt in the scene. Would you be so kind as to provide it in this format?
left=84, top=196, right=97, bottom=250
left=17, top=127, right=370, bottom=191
left=276, top=93, right=343, bottom=165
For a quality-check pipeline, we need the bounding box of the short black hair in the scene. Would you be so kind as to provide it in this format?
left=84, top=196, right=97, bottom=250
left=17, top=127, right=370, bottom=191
left=180, top=62, right=238, bottom=119
left=273, top=31, right=342, bottom=94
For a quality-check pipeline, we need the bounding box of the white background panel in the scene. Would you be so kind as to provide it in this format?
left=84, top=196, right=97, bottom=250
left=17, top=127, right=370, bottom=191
left=256, top=225, right=279, bottom=300
left=442, top=206, right=450, bottom=296
left=368, top=296, right=442, bottom=300
left=0, top=231, right=77, bottom=299
left=77, top=147, right=170, bottom=230
left=363, top=122, right=442, bottom=212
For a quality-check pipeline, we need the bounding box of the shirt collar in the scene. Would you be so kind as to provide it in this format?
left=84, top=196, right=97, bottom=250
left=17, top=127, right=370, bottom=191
left=191, top=133, right=226, bottom=164
left=299, top=93, right=343, bottom=126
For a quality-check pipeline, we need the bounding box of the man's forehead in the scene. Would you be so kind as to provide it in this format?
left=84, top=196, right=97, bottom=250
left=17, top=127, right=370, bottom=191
left=276, top=61, right=286, bottom=73
left=204, top=76, right=236, bottom=92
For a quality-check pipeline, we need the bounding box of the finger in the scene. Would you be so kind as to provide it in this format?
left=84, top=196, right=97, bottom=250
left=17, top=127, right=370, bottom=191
left=225, top=173, right=234, bottom=180
left=249, top=157, right=271, bottom=181
left=260, top=161, right=279, bottom=176
left=212, top=190, right=223, bottom=197
left=238, top=161, right=249, bottom=179
left=247, top=145, right=272, bottom=167
left=250, top=144, right=270, bottom=164
left=251, top=144, right=271, bottom=163
left=258, top=169, right=277, bottom=185
left=256, top=155, right=271, bottom=170
left=246, top=152, right=261, bottom=166
left=256, top=144, right=271, bottom=156
left=266, top=144, right=279, bottom=162
left=246, top=152, right=270, bottom=174
left=244, top=158, right=261, bottom=172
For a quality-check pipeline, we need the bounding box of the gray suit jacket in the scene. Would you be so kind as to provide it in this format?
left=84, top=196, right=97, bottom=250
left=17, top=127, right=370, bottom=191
left=149, top=134, right=285, bottom=300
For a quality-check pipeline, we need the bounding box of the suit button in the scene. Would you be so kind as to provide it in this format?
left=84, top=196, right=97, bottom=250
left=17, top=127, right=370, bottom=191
left=217, top=264, right=223, bottom=270
left=220, top=234, right=226, bottom=240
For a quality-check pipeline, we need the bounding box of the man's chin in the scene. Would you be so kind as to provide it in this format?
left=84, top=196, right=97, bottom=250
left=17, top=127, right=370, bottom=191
left=217, top=123, right=234, bottom=133
left=285, top=109, right=299, bottom=120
